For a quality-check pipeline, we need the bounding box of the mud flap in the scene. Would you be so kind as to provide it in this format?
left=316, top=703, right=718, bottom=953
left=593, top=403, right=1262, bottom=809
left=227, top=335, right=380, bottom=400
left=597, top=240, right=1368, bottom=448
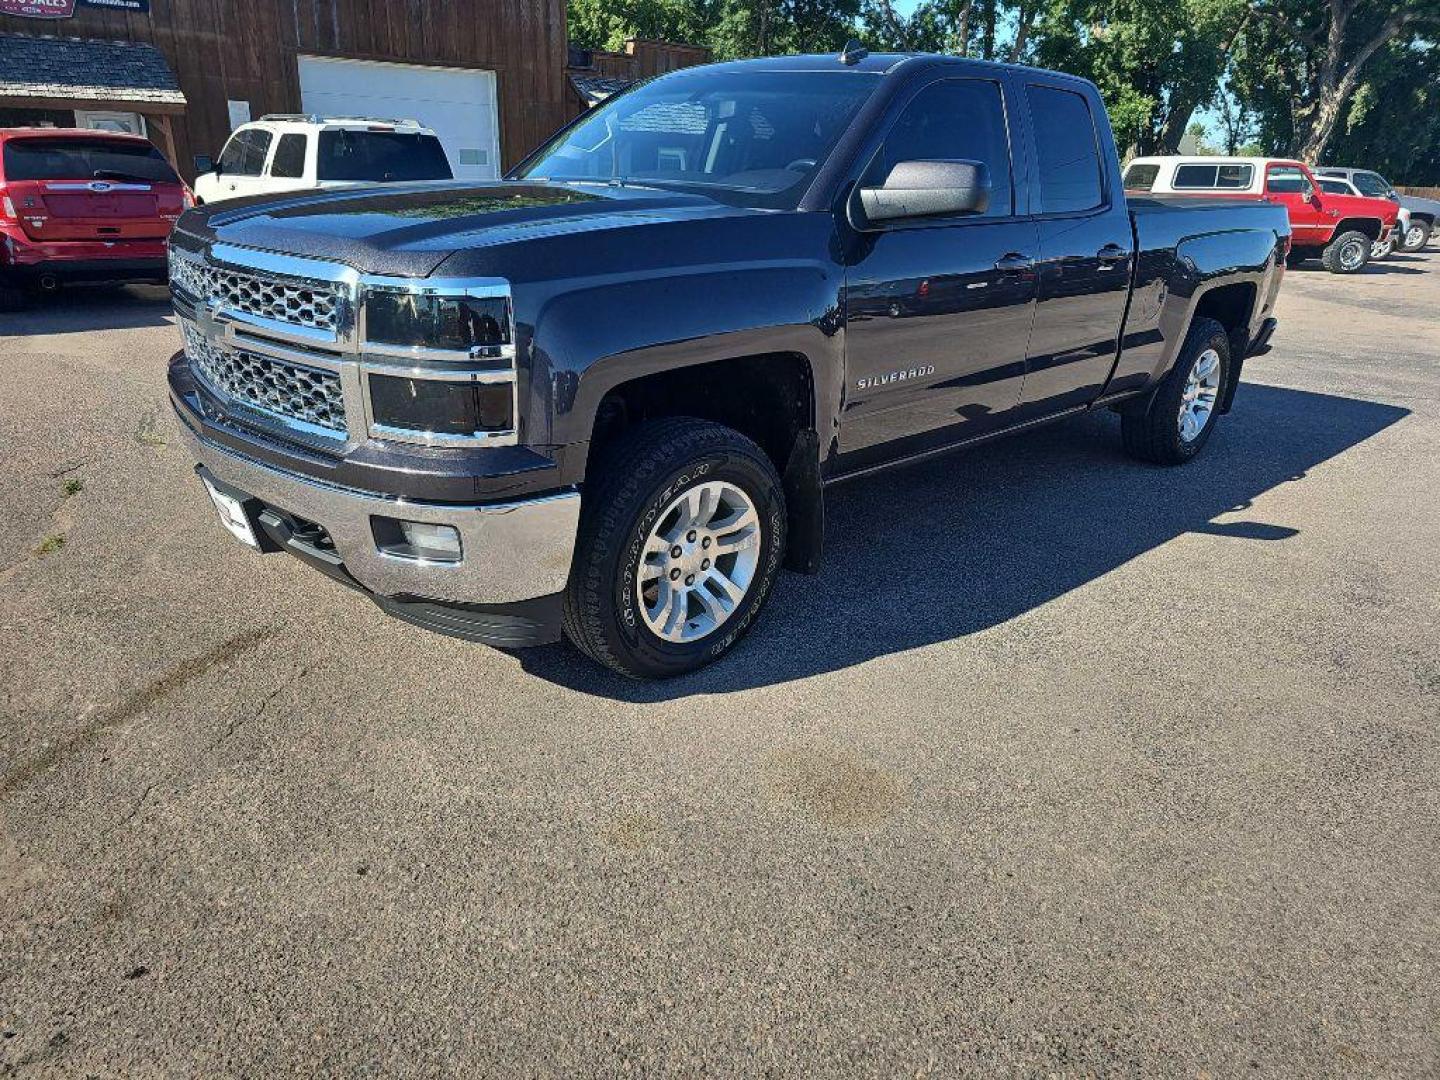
left=782, top=429, right=824, bottom=574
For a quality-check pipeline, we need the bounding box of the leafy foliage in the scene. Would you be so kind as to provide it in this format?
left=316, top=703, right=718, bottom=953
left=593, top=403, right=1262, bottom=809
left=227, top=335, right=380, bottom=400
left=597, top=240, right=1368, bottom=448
left=567, top=0, right=1440, bottom=181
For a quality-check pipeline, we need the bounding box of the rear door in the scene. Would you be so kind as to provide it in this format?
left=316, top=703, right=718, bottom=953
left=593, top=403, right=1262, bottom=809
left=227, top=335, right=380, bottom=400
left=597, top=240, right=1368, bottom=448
left=1265, top=163, right=1330, bottom=247
left=0, top=136, right=181, bottom=242
left=1016, top=80, right=1135, bottom=416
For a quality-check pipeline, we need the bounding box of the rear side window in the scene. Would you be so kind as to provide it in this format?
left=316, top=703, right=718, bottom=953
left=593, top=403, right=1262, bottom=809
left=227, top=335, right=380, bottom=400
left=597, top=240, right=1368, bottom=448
left=316, top=131, right=454, bottom=182
left=1, top=137, right=179, bottom=183
left=218, top=128, right=272, bottom=177
left=868, top=78, right=1015, bottom=217
left=1026, top=84, right=1104, bottom=213
left=1123, top=163, right=1159, bottom=190
left=1173, top=163, right=1253, bottom=190
left=270, top=133, right=308, bottom=179
left=1318, top=179, right=1351, bottom=195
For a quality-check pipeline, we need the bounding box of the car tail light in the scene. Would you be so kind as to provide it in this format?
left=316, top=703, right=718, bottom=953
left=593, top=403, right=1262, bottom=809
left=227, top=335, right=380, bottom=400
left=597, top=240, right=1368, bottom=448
left=0, top=187, right=15, bottom=221
left=182, top=186, right=195, bottom=209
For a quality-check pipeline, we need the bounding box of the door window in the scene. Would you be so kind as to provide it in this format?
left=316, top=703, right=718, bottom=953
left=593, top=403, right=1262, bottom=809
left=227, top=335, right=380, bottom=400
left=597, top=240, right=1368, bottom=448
left=1266, top=165, right=1313, bottom=197
left=218, top=128, right=272, bottom=177
left=1026, top=85, right=1104, bottom=213
left=270, top=134, right=308, bottom=179
left=866, top=78, right=1015, bottom=218
left=1352, top=171, right=1392, bottom=197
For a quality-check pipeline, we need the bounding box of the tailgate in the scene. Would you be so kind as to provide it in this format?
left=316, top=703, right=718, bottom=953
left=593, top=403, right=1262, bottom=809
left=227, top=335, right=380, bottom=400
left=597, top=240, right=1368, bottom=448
left=8, top=180, right=168, bottom=242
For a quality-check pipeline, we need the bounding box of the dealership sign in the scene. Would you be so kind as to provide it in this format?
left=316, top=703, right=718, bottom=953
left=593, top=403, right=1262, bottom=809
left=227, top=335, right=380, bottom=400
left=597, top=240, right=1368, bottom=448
left=0, top=0, right=149, bottom=15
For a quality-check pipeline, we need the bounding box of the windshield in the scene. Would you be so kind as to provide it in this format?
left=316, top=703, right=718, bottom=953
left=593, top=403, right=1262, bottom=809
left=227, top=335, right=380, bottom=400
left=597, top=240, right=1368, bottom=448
left=516, top=70, right=879, bottom=209
left=1352, top=171, right=1393, bottom=198
left=316, top=130, right=454, bottom=182
left=2, top=137, right=179, bottom=184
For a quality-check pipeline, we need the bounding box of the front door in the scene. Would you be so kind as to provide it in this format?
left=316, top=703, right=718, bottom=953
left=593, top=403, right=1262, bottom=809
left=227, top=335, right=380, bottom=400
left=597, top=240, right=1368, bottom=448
left=1265, top=162, right=1330, bottom=250
left=213, top=127, right=275, bottom=201
left=839, top=76, right=1037, bottom=465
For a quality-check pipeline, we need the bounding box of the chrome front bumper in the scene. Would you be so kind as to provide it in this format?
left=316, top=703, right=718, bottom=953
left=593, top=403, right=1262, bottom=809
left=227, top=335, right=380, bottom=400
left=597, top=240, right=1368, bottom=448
left=178, top=419, right=581, bottom=606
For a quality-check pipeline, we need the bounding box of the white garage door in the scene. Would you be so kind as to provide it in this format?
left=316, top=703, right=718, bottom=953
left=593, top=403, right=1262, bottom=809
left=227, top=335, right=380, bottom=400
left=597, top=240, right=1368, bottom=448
left=298, top=55, right=501, bottom=182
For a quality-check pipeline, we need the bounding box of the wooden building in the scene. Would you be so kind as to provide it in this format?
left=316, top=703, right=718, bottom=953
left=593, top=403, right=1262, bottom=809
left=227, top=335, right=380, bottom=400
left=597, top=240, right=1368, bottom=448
left=0, top=0, right=576, bottom=181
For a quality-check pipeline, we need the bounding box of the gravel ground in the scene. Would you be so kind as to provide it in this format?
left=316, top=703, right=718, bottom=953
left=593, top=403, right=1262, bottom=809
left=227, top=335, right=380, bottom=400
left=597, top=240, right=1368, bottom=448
left=1, top=254, right=1438, bottom=1077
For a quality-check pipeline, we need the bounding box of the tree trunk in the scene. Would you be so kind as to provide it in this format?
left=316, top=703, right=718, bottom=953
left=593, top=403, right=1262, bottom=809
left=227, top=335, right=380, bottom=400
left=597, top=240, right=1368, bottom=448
left=981, top=0, right=995, bottom=60
left=955, top=0, right=972, bottom=57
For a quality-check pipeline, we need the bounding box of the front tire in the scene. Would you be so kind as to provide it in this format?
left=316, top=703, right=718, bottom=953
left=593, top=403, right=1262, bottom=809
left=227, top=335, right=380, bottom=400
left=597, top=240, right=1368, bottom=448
left=563, top=418, right=786, bottom=679
left=1321, top=229, right=1372, bottom=274
left=1121, top=317, right=1230, bottom=466
left=1401, top=219, right=1431, bottom=252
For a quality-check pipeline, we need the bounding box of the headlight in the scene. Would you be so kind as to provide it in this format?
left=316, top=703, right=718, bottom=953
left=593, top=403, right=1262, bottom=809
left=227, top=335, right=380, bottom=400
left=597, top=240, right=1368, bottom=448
left=362, top=284, right=510, bottom=358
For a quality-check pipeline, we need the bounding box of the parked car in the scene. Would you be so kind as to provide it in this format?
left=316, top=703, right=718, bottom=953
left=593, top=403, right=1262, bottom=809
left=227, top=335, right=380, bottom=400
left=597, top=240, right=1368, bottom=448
left=0, top=128, right=189, bottom=310
left=1313, top=175, right=1410, bottom=259
left=1313, top=166, right=1435, bottom=252
left=167, top=51, right=1288, bottom=678
left=1124, top=155, right=1398, bottom=273
left=192, top=115, right=453, bottom=205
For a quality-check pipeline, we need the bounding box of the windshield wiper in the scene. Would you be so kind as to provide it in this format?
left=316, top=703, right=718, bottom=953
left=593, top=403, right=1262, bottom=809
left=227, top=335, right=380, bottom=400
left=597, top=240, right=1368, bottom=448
left=92, top=169, right=155, bottom=184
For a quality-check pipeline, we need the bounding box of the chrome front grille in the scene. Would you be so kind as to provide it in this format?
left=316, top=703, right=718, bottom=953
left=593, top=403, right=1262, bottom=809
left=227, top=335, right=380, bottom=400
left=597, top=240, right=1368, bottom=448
left=170, top=249, right=340, bottom=333
left=182, top=322, right=346, bottom=434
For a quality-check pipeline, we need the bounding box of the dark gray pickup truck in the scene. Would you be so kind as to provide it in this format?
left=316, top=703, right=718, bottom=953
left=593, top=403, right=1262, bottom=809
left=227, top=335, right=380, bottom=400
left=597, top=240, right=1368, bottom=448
left=168, top=49, right=1288, bottom=678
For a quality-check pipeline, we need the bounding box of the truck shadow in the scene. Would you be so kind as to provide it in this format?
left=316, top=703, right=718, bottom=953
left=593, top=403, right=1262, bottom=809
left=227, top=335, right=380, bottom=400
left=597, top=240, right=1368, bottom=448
left=512, top=383, right=1408, bottom=699
left=1, top=285, right=174, bottom=335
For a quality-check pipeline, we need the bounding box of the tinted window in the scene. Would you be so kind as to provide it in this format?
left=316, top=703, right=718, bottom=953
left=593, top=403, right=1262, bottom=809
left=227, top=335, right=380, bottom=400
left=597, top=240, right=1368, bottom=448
left=1026, top=84, right=1104, bottom=213
left=1267, top=165, right=1312, bottom=195
left=1352, top=171, right=1391, bottom=197
left=2, top=137, right=179, bottom=183
left=1173, top=164, right=1218, bottom=189
left=1318, top=179, right=1351, bottom=195
left=271, top=133, right=307, bottom=179
left=316, top=131, right=453, bottom=182
left=519, top=70, right=879, bottom=210
left=1123, top=163, right=1160, bottom=190
left=1215, top=164, right=1252, bottom=188
left=867, top=78, right=1014, bottom=218
left=218, top=128, right=272, bottom=177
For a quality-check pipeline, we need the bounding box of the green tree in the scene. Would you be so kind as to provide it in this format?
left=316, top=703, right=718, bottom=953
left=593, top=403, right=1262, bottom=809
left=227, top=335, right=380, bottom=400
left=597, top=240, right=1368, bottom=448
left=1235, top=0, right=1440, bottom=161
left=1322, top=38, right=1440, bottom=183
left=1030, top=0, right=1250, bottom=156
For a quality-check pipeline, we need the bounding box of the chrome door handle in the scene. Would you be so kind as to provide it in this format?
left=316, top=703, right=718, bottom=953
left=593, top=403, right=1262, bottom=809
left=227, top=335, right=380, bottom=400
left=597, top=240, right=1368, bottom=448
left=1096, top=244, right=1129, bottom=267
left=994, top=253, right=1034, bottom=272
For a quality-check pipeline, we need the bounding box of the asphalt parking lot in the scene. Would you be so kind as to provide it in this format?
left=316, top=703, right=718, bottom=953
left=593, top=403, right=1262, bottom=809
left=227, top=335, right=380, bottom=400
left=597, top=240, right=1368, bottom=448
left=2, top=254, right=1438, bottom=1076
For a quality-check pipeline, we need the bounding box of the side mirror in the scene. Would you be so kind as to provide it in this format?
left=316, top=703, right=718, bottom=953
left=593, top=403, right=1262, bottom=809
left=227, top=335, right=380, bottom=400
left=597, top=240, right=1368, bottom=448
left=195, top=154, right=216, bottom=176
left=857, top=159, right=991, bottom=226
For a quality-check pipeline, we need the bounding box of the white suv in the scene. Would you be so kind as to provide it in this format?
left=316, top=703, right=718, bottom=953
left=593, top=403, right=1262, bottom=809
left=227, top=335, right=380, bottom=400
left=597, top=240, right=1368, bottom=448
left=193, top=115, right=453, bottom=204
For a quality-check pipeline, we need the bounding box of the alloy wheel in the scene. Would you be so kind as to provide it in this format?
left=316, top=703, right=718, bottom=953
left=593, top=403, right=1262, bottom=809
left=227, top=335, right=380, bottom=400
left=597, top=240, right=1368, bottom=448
left=637, top=481, right=762, bottom=643
left=1178, top=348, right=1221, bottom=443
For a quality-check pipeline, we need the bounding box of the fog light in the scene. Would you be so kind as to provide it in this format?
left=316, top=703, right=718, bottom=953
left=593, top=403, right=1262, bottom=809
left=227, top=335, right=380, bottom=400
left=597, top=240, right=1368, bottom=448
left=373, top=517, right=463, bottom=563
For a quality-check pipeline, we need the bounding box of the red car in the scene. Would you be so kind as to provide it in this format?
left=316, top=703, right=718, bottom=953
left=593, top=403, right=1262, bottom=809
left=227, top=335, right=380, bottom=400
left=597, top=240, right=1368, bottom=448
left=0, top=128, right=191, bottom=310
left=1124, top=155, right=1399, bottom=274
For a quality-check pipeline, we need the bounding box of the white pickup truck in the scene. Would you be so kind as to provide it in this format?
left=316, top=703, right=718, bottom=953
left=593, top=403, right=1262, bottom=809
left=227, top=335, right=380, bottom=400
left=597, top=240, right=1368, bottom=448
left=193, top=115, right=453, bottom=205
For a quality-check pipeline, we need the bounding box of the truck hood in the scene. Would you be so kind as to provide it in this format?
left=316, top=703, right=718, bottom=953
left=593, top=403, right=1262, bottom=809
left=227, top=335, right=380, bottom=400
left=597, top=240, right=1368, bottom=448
left=173, top=180, right=758, bottom=277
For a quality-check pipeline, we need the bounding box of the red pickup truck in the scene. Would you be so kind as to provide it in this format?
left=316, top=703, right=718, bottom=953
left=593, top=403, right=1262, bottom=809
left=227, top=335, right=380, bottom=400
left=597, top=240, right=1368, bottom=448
left=1124, top=155, right=1399, bottom=274
left=0, top=128, right=191, bottom=310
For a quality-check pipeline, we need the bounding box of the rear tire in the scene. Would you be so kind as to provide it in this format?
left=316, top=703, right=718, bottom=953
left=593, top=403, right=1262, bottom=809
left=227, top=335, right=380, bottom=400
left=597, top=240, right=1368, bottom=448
left=1122, top=317, right=1230, bottom=466
left=563, top=418, right=787, bottom=679
left=1321, top=229, right=1371, bottom=274
left=1401, top=219, right=1431, bottom=252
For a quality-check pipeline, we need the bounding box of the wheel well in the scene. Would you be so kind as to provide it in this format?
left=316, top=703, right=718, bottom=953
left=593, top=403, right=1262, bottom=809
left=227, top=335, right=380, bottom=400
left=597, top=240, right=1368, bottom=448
left=590, top=352, right=815, bottom=473
left=1332, top=218, right=1382, bottom=241
left=1409, top=212, right=1434, bottom=227
left=1192, top=282, right=1256, bottom=340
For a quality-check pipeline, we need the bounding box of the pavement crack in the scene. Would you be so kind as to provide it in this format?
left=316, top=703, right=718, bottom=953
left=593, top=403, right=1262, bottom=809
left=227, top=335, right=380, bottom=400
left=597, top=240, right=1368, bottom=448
left=0, top=626, right=278, bottom=800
